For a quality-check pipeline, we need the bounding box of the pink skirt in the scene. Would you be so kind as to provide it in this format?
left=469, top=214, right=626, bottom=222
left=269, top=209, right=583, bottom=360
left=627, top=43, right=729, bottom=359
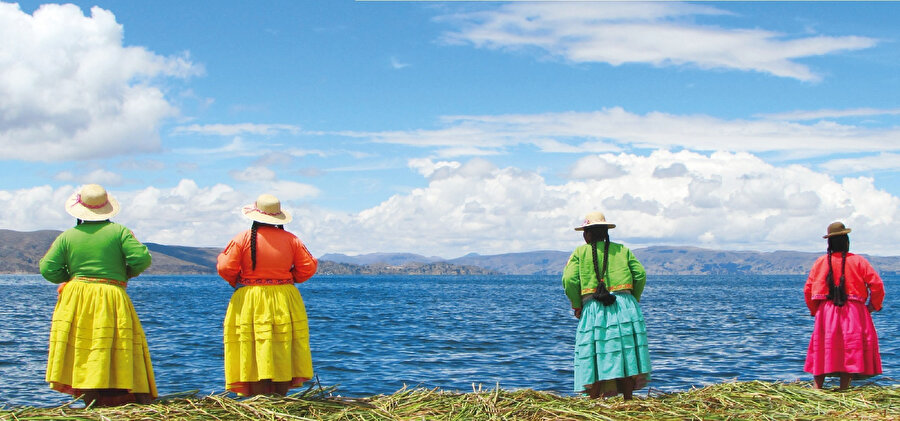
left=804, top=300, right=882, bottom=378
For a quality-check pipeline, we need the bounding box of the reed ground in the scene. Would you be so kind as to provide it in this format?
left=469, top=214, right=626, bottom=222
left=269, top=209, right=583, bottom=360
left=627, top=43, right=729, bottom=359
left=1, top=380, right=898, bottom=420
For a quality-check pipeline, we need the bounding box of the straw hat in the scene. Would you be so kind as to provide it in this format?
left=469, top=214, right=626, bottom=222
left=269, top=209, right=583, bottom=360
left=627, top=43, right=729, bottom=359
left=65, top=184, right=120, bottom=221
left=574, top=211, right=616, bottom=231
left=823, top=221, right=851, bottom=238
left=241, top=194, right=292, bottom=224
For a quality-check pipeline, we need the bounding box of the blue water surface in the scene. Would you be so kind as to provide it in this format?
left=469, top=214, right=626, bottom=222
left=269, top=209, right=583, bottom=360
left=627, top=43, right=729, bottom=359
left=0, top=274, right=896, bottom=407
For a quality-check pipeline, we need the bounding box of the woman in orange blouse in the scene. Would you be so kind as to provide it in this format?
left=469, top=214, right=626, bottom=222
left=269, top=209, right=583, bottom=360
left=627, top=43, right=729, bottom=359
left=217, top=194, right=318, bottom=396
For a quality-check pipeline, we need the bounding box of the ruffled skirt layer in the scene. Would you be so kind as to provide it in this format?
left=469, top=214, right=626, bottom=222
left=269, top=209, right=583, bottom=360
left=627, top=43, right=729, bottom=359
left=224, top=284, right=313, bottom=395
left=574, top=291, right=651, bottom=394
left=804, top=300, right=882, bottom=379
left=46, top=280, right=157, bottom=399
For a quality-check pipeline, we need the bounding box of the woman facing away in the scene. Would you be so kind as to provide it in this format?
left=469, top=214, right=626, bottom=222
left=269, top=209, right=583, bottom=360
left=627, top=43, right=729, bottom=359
left=804, top=221, right=884, bottom=390
left=39, top=184, right=156, bottom=406
left=562, top=212, right=651, bottom=400
left=217, top=194, right=318, bottom=396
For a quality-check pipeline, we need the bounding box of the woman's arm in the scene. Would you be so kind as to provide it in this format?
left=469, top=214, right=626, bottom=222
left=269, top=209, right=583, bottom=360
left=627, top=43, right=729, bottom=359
left=217, top=235, right=245, bottom=288
left=121, top=228, right=152, bottom=279
left=562, top=251, right=582, bottom=310
left=862, top=260, right=885, bottom=312
left=627, top=248, right=647, bottom=302
left=291, top=237, right=318, bottom=283
left=39, top=236, right=70, bottom=284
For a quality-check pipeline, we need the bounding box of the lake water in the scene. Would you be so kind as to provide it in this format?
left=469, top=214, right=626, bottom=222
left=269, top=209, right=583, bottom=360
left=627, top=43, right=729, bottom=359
left=0, top=274, right=896, bottom=408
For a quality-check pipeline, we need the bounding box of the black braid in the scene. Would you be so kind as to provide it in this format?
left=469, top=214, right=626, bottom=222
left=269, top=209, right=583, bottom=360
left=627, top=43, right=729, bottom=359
left=590, top=229, right=616, bottom=306
left=250, top=221, right=260, bottom=271
left=835, top=251, right=848, bottom=306
left=824, top=246, right=848, bottom=307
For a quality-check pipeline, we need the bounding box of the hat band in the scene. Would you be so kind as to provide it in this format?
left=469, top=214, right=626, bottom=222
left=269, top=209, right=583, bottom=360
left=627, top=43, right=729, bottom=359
left=70, top=194, right=109, bottom=209
left=248, top=207, right=283, bottom=217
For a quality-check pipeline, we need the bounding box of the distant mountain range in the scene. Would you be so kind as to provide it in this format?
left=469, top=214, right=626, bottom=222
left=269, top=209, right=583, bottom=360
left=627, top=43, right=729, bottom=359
left=2, top=229, right=898, bottom=276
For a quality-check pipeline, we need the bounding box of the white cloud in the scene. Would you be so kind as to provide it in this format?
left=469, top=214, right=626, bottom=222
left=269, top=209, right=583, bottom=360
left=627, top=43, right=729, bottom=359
left=53, top=169, right=124, bottom=186
left=264, top=180, right=320, bottom=201
left=4, top=151, right=898, bottom=257
left=0, top=3, right=201, bottom=162
left=118, top=159, right=166, bottom=171
left=307, top=151, right=900, bottom=257
left=820, top=152, right=900, bottom=174
left=652, top=162, right=689, bottom=178
left=229, top=166, right=278, bottom=182
left=409, top=158, right=462, bottom=178
left=760, top=108, right=900, bottom=121
left=229, top=165, right=320, bottom=201
left=173, top=123, right=301, bottom=136
left=438, top=2, right=876, bottom=81
left=352, top=108, right=900, bottom=158
left=568, top=155, right=626, bottom=179
left=390, top=56, right=410, bottom=69
left=173, top=137, right=265, bottom=157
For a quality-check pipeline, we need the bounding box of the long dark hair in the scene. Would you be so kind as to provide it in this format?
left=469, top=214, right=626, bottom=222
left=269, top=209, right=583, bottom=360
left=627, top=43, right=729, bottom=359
left=587, top=226, right=616, bottom=306
left=825, top=234, right=849, bottom=306
left=249, top=221, right=285, bottom=271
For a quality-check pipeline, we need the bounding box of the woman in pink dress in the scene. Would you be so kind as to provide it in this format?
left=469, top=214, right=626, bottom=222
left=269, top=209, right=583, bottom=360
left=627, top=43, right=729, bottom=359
left=804, top=221, right=884, bottom=390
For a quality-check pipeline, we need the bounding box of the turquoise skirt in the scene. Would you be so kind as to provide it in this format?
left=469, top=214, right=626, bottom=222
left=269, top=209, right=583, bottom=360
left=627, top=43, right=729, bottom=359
left=574, top=291, right=651, bottom=394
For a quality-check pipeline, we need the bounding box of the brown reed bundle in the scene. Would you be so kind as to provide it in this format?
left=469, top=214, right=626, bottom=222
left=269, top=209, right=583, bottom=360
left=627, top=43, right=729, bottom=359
left=2, top=380, right=897, bottom=420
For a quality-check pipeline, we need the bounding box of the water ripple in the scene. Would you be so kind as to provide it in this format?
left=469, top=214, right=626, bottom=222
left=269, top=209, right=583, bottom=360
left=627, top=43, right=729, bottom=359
left=0, top=274, right=896, bottom=407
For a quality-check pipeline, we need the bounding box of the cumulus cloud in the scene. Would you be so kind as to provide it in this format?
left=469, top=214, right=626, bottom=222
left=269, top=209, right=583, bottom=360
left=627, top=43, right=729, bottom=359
left=653, top=162, right=689, bottom=178
left=306, top=151, right=900, bottom=257
left=0, top=180, right=314, bottom=247
left=438, top=2, right=876, bottom=81
left=0, top=3, right=201, bottom=161
left=569, top=155, right=627, bottom=179
left=409, top=158, right=462, bottom=178
left=4, top=151, right=898, bottom=256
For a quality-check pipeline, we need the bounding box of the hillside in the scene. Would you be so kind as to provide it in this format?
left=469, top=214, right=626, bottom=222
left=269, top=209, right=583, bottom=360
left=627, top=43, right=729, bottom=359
left=0, top=230, right=494, bottom=276
left=2, top=229, right=899, bottom=276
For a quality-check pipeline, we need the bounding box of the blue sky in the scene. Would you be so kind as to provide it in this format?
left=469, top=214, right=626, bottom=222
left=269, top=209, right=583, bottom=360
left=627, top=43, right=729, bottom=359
left=1, top=1, right=898, bottom=257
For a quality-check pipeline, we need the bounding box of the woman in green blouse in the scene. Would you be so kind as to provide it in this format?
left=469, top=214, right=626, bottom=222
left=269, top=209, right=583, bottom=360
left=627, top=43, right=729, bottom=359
left=562, top=212, right=651, bottom=400
left=39, top=184, right=156, bottom=406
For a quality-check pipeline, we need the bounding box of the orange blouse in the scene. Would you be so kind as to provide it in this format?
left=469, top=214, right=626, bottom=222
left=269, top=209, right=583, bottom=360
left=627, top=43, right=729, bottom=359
left=803, top=252, right=884, bottom=315
left=216, top=226, right=317, bottom=287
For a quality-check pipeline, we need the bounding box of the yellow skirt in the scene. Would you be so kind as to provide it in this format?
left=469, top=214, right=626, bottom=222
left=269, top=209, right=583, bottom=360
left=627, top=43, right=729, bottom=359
left=223, top=284, right=313, bottom=395
left=46, top=280, right=157, bottom=397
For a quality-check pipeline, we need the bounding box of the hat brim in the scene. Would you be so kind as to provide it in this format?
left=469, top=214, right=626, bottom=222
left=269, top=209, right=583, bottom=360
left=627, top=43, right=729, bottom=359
left=575, top=222, right=616, bottom=231
left=823, top=228, right=851, bottom=238
left=241, top=206, right=293, bottom=225
left=65, top=193, right=120, bottom=221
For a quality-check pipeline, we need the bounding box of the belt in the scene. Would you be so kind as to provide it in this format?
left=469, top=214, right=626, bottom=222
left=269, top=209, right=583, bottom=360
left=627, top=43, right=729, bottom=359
left=810, top=294, right=867, bottom=303
left=72, top=277, right=128, bottom=288
left=237, top=278, right=294, bottom=287
left=581, top=290, right=632, bottom=305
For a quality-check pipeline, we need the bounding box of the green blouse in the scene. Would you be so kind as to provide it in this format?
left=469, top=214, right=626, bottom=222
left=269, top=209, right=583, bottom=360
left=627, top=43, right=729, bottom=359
left=562, top=241, right=646, bottom=309
left=39, top=221, right=152, bottom=283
